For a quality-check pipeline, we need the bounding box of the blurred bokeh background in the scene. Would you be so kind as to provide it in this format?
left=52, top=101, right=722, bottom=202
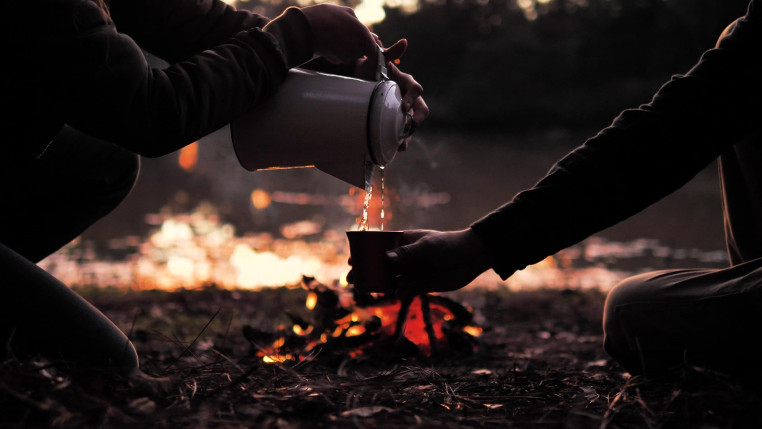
left=49, top=0, right=751, bottom=290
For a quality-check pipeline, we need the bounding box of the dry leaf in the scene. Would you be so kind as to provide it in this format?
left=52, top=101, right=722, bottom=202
left=341, top=406, right=394, bottom=417
left=128, top=397, right=156, bottom=414
left=580, top=386, right=599, bottom=402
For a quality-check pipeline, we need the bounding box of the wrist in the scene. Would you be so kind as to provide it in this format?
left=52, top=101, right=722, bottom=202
left=462, top=228, right=494, bottom=273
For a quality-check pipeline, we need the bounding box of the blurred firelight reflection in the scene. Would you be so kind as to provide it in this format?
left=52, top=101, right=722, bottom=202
left=178, top=142, right=198, bottom=171
left=221, top=0, right=421, bottom=25
left=37, top=151, right=728, bottom=294
left=218, top=0, right=564, bottom=26
left=250, top=189, right=272, bottom=209
left=40, top=203, right=352, bottom=290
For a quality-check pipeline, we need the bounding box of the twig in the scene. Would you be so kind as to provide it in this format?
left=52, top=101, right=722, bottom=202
left=420, top=294, right=439, bottom=358
left=164, top=307, right=221, bottom=371
left=393, top=296, right=413, bottom=342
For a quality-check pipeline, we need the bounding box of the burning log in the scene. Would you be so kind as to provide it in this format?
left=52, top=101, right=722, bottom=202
left=245, top=276, right=483, bottom=363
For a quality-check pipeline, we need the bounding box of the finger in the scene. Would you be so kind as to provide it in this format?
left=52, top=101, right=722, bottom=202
left=388, top=65, right=424, bottom=111
left=385, top=245, right=409, bottom=272
left=397, top=110, right=415, bottom=151
left=411, top=97, right=429, bottom=125
left=401, top=229, right=435, bottom=244
left=401, top=84, right=424, bottom=112
left=383, top=39, right=408, bottom=62
left=371, top=32, right=383, bottom=47
left=398, top=136, right=410, bottom=152
left=388, top=64, right=422, bottom=94
left=386, top=234, right=430, bottom=272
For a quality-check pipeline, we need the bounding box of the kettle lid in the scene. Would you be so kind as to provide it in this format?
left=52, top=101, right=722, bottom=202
left=368, top=81, right=404, bottom=166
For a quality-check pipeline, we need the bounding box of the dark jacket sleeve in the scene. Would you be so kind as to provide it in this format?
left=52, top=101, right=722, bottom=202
left=109, top=0, right=272, bottom=63
left=470, top=4, right=762, bottom=279
left=23, top=0, right=313, bottom=157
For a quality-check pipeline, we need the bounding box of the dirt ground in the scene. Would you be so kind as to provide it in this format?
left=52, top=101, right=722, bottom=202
left=1, top=286, right=761, bottom=428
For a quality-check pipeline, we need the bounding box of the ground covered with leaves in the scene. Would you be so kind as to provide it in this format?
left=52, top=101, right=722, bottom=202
left=2, top=286, right=761, bottom=428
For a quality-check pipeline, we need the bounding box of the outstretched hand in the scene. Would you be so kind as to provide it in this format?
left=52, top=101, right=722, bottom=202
left=301, top=4, right=377, bottom=64
left=385, top=229, right=493, bottom=297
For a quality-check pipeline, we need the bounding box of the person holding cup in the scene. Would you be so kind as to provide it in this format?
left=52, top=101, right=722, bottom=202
left=385, top=3, right=762, bottom=379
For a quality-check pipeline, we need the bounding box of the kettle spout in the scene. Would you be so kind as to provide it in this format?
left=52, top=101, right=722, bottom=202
left=316, top=159, right=374, bottom=190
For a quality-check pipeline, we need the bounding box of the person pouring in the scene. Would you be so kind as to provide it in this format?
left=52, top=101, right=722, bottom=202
left=0, top=0, right=428, bottom=372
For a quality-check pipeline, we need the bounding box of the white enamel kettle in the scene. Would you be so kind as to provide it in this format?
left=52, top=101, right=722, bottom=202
left=230, top=48, right=414, bottom=189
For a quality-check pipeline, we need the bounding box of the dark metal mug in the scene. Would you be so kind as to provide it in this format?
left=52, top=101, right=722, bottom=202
left=346, top=230, right=403, bottom=293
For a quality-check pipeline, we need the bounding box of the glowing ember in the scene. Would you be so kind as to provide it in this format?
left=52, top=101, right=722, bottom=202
left=305, top=292, right=318, bottom=310
left=262, top=354, right=293, bottom=364
left=293, top=325, right=313, bottom=336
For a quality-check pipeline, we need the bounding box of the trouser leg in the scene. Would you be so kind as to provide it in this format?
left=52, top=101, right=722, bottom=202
left=0, top=126, right=140, bottom=370
left=719, top=130, right=762, bottom=265
left=603, top=261, right=762, bottom=377
left=0, top=125, right=140, bottom=262
left=602, top=4, right=762, bottom=377
left=0, top=242, right=139, bottom=371
left=603, top=133, right=762, bottom=377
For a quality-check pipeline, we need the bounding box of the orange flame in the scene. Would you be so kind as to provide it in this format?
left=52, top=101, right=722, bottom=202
left=266, top=294, right=478, bottom=364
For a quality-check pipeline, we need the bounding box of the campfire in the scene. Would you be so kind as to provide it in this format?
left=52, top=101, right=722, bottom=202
left=246, top=276, right=483, bottom=363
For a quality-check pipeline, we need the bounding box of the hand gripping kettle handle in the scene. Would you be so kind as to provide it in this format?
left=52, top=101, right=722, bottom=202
left=374, top=45, right=416, bottom=141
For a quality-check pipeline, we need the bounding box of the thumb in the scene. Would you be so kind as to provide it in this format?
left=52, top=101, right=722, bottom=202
left=385, top=241, right=416, bottom=272
left=383, top=39, right=408, bottom=62
left=386, top=248, right=401, bottom=267
left=386, top=229, right=436, bottom=270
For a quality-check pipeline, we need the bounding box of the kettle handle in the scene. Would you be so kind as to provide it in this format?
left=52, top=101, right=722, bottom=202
left=375, top=45, right=389, bottom=81
left=401, top=112, right=416, bottom=139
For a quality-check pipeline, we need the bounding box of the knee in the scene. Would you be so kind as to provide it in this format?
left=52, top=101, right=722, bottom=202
left=603, top=272, right=655, bottom=333
left=602, top=273, right=658, bottom=373
left=113, top=338, right=140, bottom=374
left=109, top=150, right=140, bottom=200
left=90, top=149, right=140, bottom=210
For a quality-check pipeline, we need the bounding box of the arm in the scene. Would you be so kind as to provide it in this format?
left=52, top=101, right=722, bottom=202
left=474, top=16, right=761, bottom=279
left=388, top=10, right=762, bottom=292
left=109, top=0, right=272, bottom=63
left=25, top=0, right=375, bottom=157
left=52, top=1, right=312, bottom=156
